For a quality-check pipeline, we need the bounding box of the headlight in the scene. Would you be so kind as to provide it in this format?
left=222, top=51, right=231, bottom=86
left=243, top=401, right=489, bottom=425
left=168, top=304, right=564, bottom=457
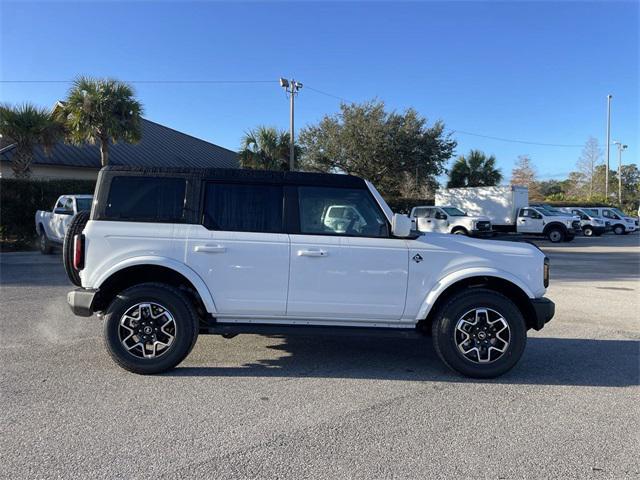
left=543, top=257, right=550, bottom=288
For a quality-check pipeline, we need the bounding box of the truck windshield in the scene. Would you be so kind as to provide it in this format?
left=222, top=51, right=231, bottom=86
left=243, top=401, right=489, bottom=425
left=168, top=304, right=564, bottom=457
left=76, top=198, right=93, bottom=211
left=441, top=207, right=466, bottom=216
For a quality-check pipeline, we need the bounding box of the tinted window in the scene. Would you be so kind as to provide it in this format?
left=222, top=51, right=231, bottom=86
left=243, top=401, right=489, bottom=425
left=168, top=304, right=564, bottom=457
left=105, top=176, right=186, bottom=222
left=76, top=198, right=93, bottom=212
left=298, top=186, right=388, bottom=237
left=203, top=183, right=283, bottom=233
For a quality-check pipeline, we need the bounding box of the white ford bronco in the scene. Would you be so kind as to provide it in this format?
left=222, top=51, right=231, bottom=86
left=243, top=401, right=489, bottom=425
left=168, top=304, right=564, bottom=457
left=67, top=166, right=554, bottom=378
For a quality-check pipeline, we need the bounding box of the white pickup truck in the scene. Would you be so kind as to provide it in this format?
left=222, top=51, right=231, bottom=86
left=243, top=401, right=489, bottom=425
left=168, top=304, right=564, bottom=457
left=65, top=166, right=555, bottom=379
left=410, top=205, right=492, bottom=236
left=35, top=195, right=93, bottom=254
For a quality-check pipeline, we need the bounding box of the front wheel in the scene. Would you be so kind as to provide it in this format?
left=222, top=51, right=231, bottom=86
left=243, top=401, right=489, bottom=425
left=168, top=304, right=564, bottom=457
left=582, top=226, right=594, bottom=237
left=452, top=228, right=468, bottom=235
left=546, top=227, right=565, bottom=243
left=103, top=283, right=199, bottom=374
left=432, top=289, right=527, bottom=378
left=613, top=224, right=625, bottom=235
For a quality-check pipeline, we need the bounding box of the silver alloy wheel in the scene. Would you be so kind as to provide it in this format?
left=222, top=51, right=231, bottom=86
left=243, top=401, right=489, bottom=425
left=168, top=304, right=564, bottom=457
left=455, top=308, right=511, bottom=364
left=549, top=230, right=562, bottom=242
left=583, top=227, right=593, bottom=237
left=118, top=302, right=176, bottom=359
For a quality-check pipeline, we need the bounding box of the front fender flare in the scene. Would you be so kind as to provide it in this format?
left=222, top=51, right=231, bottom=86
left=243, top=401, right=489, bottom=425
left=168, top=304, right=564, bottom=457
left=91, top=256, right=217, bottom=314
left=415, top=267, right=535, bottom=321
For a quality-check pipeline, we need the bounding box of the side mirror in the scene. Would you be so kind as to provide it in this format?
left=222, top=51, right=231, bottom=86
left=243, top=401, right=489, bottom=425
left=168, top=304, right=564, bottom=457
left=54, top=208, right=73, bottom=215
left=391, top=213, right=412, bottom=237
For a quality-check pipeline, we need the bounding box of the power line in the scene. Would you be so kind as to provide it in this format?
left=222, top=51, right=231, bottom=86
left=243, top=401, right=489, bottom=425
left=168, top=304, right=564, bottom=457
left=452, top=130, right=585, bottom=148
left=2, top=78, right=593, bottom=149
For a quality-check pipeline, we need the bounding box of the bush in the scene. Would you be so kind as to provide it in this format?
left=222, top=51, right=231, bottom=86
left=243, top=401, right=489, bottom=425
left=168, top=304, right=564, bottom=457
left=0, top=178, right=96, bottom=244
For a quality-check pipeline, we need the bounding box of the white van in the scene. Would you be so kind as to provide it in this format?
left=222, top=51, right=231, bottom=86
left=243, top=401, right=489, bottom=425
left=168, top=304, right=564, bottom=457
left=580, top=207, right=637, bottom=235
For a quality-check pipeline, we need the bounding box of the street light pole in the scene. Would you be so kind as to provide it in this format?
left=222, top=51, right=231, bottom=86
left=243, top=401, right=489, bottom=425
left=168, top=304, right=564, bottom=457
left=280, top=78, right=303, bottom=171
left=614, top=141, right=628, bottom=205
left=605, top=94, right=612, bottom=199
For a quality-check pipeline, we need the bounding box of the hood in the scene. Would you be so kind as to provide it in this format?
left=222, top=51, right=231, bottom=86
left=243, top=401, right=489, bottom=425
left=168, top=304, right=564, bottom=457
left=409, top=232, right=541, bottom=258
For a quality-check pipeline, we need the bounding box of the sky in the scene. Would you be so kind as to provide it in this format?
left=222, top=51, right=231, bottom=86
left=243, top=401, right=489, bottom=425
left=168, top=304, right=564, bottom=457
left=1, top=0, right=638, bottom=182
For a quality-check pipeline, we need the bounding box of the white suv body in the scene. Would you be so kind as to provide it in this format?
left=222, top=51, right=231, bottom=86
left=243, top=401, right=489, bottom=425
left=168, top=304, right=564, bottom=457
left=67, top=166, right=554, bottom=378
left=410, top=206, right=492, bottom=236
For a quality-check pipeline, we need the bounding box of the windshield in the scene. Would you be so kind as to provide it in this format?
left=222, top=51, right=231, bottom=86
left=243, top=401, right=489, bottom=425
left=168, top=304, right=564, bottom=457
left=441, top=207, right=466, bottom=216
left=76, top=197, right=93, bottom=211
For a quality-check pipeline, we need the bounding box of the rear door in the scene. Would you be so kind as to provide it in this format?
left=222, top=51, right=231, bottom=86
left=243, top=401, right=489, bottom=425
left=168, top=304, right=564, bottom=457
left=186, top=182, right=290, bottom=317
left=287, top=186, right=408, bottom=321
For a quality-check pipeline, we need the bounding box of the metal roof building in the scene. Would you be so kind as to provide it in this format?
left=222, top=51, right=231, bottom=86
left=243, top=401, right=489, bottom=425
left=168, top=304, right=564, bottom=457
left=0, top=118, right=238, bottom=179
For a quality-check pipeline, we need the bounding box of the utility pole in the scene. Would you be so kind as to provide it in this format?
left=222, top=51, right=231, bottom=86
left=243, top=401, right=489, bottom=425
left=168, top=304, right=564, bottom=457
left=605, top=94, right=612, bottom=199
left=613, top=141, right=628, bottom=205
left=279, top=78, right=303, bottom=171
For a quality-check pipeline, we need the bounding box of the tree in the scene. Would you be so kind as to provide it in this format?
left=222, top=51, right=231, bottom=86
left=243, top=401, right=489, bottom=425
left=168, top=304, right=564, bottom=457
left=58, top=77, right=143, bottom=167
left=447, top=150, right=502, bottom=188
left=0, top=103, right=62, bottom=178
left=238, top=126, right=299, bottom=171
left=298, top=100, right=456, bottom=197
left=576, top=136, right=602, bottom=199
left=511, top=155, right=541, bottom=200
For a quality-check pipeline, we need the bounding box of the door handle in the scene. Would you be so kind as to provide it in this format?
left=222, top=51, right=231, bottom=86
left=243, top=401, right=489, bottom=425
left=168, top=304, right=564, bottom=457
left=298, top=249, right=328, bottom=257
left=194, top=244, right=226, bottom=253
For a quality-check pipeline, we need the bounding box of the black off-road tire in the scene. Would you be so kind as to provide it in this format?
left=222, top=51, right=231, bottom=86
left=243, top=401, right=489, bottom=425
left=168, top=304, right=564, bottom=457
left=546, top=226, right=565, bottom=243
left=103, top=283, right=199, bottom=375
left=63, top=211, right=89, bottom=286
left=432, top=289, right=527, bottom=378
left=39, top=228, right=53, bottom=254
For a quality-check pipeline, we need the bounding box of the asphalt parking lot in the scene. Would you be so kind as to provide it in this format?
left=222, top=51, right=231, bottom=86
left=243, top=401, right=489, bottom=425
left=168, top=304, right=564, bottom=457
left=1, top=234, right=638, bottom=479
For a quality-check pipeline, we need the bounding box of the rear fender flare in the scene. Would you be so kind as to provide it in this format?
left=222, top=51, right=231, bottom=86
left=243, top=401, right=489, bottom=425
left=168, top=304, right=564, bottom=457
left=91, top=256, right=217, bottom=314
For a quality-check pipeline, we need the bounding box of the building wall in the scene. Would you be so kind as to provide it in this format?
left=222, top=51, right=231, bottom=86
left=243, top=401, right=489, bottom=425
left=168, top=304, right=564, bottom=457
left=0, top=163, right=99, bottom=180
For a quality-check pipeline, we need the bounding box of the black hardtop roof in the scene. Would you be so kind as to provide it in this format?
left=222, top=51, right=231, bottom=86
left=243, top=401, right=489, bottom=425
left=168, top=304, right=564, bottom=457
left=101, top=165, right=367, bottom=188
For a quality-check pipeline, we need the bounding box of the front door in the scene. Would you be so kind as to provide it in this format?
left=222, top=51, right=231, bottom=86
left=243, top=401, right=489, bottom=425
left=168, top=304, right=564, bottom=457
left=432, top=208, right=450, bottom=233
left=186, top=182, right=290, bottom=317
left=517, top=207, right=544, bottom=233
left=287, top=186, right=409, bottom=321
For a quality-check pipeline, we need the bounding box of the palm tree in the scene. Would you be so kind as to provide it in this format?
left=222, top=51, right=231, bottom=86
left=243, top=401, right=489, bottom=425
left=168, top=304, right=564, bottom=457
left=58, top=77, right=143, bottom=167
left=238, top=126, right=299, bottom=171
left=447, top=150, right=502, bottom=188
left=0, top=103, right=63, bottom=178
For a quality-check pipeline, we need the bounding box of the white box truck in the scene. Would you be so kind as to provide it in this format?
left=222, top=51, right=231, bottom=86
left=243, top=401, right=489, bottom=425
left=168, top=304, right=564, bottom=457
left=435, top=186, right=578, bottom=242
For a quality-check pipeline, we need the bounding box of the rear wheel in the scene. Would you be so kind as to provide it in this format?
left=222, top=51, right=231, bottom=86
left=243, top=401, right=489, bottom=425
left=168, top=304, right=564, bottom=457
left=103, top=283, right=199, bottom=374
left=546, top=227, right=565, bottom=243
left=432, top=289, right=527, bottom=378
left=39, top=229, right=53, bottom=254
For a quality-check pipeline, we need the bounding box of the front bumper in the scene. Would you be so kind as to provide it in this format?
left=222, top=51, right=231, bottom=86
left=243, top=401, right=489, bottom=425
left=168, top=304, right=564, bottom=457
left=67, top=288, right=99, bottom=317
left=530, top=297, right=555, bottom=330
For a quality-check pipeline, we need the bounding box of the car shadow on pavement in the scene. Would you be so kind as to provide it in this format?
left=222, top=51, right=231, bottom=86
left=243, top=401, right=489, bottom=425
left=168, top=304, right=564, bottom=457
left=167, top=335, right=640, bottom=387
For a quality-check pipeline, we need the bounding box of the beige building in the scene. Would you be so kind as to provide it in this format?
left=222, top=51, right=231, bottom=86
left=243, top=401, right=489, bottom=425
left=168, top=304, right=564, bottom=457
left=0, top=118, right=238, bottom=180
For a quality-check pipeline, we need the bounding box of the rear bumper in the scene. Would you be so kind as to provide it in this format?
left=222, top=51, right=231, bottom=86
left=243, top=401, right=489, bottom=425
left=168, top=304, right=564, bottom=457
left=530, top=297, right=555, bottom=330
left=67, top=288, right=98, bottom=317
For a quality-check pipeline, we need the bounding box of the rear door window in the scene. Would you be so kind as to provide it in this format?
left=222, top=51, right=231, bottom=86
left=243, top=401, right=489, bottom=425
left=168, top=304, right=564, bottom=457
left=203, top=182, right=283, bottom=233
left=105, top=176, right=186, bottom=222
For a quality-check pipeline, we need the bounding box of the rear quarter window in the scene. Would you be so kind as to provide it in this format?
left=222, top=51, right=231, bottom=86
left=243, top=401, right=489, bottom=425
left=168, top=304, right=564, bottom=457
left=104, top=176, right=187, bottom=222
